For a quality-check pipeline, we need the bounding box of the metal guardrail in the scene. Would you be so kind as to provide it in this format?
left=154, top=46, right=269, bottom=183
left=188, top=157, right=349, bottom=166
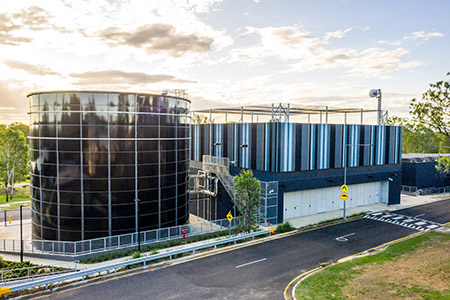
left=5, top=230, right=269, bottom=296
left=401, top=185, right=450, bottom=196
left=0, top=217, right=239, bottom=257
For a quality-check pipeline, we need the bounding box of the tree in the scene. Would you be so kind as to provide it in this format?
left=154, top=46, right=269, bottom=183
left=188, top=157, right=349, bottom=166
left=387, top=116, right=441, bottom=153
left=409, top=73, right=450, bottom=172
left=410, top=73, right=450, bottom=140
left=232, top=169, right=261, bottom=233
left=193, top=113, right=213, bottom=124
left=0, top=126, right=29, bottom=202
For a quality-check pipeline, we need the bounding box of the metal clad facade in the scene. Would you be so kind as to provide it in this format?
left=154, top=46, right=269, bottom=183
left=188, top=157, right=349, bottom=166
left=191, top=122, right=402, bottom=172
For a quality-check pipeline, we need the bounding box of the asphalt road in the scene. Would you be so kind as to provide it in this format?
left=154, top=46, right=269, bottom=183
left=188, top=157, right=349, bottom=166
left=394, top=198, right=450, bottom=224
left=0, top=207, right=31, bottom=223
left=43, top=199, right=449, bottom=300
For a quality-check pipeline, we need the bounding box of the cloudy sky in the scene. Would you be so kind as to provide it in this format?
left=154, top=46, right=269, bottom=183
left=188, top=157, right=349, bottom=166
left=1, top=0, right=449, bottom=124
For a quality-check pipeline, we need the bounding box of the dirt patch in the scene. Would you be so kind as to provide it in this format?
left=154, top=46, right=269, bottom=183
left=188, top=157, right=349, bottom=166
left=342, top=236, right=450, bottom=299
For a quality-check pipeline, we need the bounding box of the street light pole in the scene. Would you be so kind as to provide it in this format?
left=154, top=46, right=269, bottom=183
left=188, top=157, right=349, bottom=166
left=20, top=204, right=25, bottom=263
left=134, top=199, right=140, bottom=252
left=343, top=143, right=373, bottom=219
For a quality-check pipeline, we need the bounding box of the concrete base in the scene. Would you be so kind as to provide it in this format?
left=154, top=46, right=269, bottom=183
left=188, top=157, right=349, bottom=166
left=284, top=193, right=449, bottom=229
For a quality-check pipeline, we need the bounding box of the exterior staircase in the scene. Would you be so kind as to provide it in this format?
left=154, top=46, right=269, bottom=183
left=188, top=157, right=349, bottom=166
left=202, top=155, right=236, bottom=200
left=202, top=155, right=267, bottom=225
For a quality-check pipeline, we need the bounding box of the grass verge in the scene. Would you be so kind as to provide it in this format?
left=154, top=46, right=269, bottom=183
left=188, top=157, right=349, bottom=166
left=295, top=231, right=450, bottom=300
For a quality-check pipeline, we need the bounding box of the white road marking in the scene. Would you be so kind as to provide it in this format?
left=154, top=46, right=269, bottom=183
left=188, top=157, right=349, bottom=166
left=414, top=213, right=426, bottom=218
left=336, top=232, right=355, bottom=242
left=235, top=258, right=267, bottom=269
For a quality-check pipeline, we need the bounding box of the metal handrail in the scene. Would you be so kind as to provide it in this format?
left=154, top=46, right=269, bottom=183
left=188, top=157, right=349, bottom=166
left=5, top=230, right=269, bottom=295
left=0, top=217, right=239, bottom=257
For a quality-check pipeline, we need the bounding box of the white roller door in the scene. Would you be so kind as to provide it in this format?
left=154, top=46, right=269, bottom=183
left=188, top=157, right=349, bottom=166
left=283, top=181, right=389, bottom=221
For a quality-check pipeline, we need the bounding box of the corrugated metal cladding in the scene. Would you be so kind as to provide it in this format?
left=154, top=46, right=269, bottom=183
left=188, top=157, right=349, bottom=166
left=191, top=123, right=402, bottom=172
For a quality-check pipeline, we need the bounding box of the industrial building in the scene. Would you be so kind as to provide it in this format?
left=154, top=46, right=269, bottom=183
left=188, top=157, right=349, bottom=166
left=28, top=91, right=190, bottom=241
left=28, top=91, right=403, bottom=243
left=190, top=104, right=402, bottom=224
left=401, top=153, right=450, bottom=194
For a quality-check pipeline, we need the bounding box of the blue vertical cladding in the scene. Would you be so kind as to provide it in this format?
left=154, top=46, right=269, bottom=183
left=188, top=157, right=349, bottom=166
left=264, top=123, right=270, bottom=171
left=342, top=125, right=348, bottom=168
left=191, top=122, right=402, bottom=172
left=301, top=124, right=309, bottom=170
left=234, top=123, right=239, bottom=165
left=370, top=125, right=375, bottom=165
left=310, top=124, right=316, bottom=170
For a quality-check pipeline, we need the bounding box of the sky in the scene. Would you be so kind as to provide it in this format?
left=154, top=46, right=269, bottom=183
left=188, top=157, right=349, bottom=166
left=1, top=0, right=449, bottom=124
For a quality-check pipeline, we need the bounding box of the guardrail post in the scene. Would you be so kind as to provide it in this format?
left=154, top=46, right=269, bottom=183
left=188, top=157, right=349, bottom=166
left=210, top=222, right=213, bottom=232
left=104, top=237, right=106, bottom=250
left=200, top=223, right=202, bottom=233
left=52, top=242, right=54, bottom=254
left=168, top=228, right=171, bottom=240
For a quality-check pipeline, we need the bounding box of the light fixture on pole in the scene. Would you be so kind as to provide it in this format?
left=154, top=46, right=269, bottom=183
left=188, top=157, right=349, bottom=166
left=369, top=89, right=382, bottom=125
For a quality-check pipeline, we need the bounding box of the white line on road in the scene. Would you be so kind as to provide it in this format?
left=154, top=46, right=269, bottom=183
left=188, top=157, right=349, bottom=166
left=414, top=213, right=425, bottom=218
left=235, top=258, right=267, bottom=269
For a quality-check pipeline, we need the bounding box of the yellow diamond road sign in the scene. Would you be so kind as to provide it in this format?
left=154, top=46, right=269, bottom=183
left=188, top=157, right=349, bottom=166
left=227, top=211, right=233, bottom=222
left=341, top=192, right=349, bottom=201
left=341, top=184, right=348, bottom=192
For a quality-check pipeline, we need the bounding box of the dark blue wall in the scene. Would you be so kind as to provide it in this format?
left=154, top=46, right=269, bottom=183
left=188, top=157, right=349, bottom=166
left=211, top=164, right=401, bottom=223
left=401, top=162, right=450, bottom=189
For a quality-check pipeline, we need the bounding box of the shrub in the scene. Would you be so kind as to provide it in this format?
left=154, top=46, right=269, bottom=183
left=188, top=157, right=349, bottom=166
left=275, top=221, right=295, bottom=234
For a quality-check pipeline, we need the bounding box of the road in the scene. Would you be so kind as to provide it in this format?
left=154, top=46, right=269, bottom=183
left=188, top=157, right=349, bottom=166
left=0, top=207, right=31, bottom=224
left=43, top=199, right=450, bottom=300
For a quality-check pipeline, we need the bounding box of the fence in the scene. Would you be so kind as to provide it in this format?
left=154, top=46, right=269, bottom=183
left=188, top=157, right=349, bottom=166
left=0, top=264, right=81, bottom=284
left=5, top=230, right=269, bottom=296
left=0, top=217, right=240, bottom=257
left=401, top=185, right=450, bottom=196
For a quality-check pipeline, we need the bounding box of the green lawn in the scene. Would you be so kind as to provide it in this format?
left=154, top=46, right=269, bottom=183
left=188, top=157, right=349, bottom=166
left=295, top=232, right=450, bottom=300
left=0, top=185, right=30, bottom=210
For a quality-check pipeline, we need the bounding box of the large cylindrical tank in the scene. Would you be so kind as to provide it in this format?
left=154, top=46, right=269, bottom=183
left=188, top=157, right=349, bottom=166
left=28, top=91, right=190, bottom=241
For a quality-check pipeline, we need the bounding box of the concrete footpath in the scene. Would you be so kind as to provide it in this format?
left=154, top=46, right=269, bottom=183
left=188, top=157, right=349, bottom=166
left=0, top=193, right=448, bottom=269
left=285, top=193, right=449, bottom=228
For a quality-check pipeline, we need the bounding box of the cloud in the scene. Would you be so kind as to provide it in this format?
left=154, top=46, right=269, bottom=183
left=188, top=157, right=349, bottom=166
left=378, top=30, right=444, bottom=47
left=324, top=28, right=352, bottom=41
left=100, top=23, right=214, bottom=57
left=231, top=25, right=422, bottom=77
left=405, top=31, right=444, bottom=41
left=0, top=6, right=69, bottom=46
left=69, top=70, right=197, bottom=85
left=4, top=59, right=59, bottom=76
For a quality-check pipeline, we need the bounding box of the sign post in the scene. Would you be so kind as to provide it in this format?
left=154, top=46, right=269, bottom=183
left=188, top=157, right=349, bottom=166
left=227, top=211, right=233, bottom=238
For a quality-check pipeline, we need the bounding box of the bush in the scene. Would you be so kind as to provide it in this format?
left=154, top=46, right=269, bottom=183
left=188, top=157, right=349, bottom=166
left=275, top=221, right=295, bottom=234
left=132, top=251, right=141, bottom=259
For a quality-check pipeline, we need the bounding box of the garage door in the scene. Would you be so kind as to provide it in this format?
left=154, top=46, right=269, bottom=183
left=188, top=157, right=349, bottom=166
left=283, top=181, right=389, bottom=220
